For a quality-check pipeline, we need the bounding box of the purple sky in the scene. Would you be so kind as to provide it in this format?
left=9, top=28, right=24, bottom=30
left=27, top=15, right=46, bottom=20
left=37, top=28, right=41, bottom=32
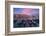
left=13, top=8, right=39, bottom=16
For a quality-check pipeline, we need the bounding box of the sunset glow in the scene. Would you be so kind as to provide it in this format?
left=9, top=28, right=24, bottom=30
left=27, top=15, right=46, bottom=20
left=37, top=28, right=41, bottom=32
left=14, top=8, right=39, bottom=16
left=22, top=8, right=32, bottom=15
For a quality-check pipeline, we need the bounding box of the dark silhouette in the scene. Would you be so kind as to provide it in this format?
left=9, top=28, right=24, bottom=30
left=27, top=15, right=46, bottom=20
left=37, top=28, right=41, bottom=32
left=13, top=14, right=39, bottom=28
